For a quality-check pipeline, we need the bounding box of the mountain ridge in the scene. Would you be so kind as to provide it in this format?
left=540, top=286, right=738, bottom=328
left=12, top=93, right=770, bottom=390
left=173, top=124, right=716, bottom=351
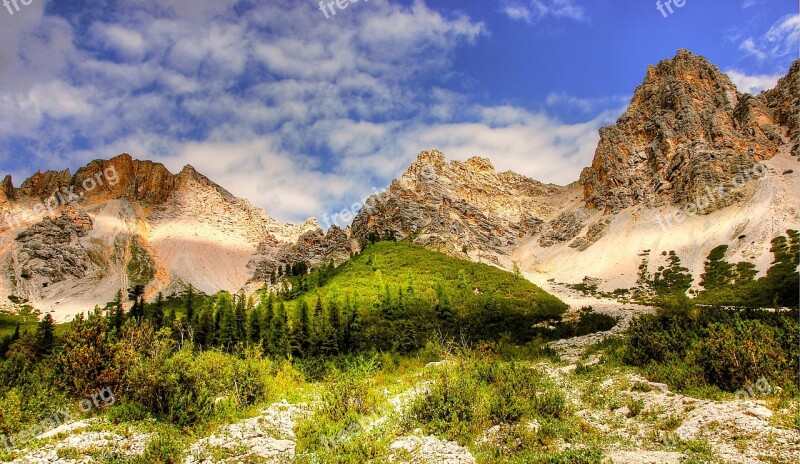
left=0, top=50, right=797, bottom=320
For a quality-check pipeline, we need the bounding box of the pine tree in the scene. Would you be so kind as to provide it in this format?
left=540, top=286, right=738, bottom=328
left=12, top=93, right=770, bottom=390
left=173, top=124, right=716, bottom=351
left=396, top=288, right=406, bottom=318
left=185, top=285, right=195, bottom=324
left=249, top=303, right=263, bottom=347
left=346, top=302, right=364, bottom=353
left=733, top=261, right=758, bottom=285
left=310, top=296, right=325, bottom=354
left=261, top=293, right=275, bottom=353
left=216, top=294, right=237, bottom=351
left=763, top=232, right=800, bottom=306
left=35, top=313, right=55, bottom=356
left=234, top=294, right=247, bottom=342
left=326, top=299, right=341, bottom=354
left=653, top=251, right=693, bottom=295
left=196, top=306, right=216, bottom=348
left=273, top=301, right=288, bottom=357
left=700, top=245, right=734, bottom=290
left=342, top=295, right=354, bottom=352
left=165, top=307, right=176, bottom=329
left=110, top=290, right=124, bottom=333
left=381, top=285, right=394, bottom=318
left=129, top=297, right=145, bottom=320
left=150, top=292, right=165, bottom=329
left=434, top=283, right=453, bottom=324
left=128, top=285, right=146, bottom=320
left=636, top=250, right=652, bottom=292
left=291, top=300, right=310, bottom=356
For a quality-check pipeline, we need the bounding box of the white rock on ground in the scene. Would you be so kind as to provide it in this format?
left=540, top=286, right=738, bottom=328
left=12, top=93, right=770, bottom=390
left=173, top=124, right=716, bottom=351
left=184, top=401, right=311, bottom=464
left=8, top=431, right=152, bottom=464
left=390, top=433, right=476, bottom=464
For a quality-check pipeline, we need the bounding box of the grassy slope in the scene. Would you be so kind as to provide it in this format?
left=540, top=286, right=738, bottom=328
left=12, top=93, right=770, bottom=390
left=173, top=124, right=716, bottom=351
left=288, top=241, right=567, bottom=313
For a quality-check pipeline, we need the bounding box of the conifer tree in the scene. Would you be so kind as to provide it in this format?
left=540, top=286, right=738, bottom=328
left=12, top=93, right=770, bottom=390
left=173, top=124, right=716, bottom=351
left=185, top=285, right=195, bottom=324
left=700, top=245, right=734, bottom=290
left=249, top=303, right=263, bottom=347
left=196, top=306, right=216, bottom=348
left=150, top=292, right=165, bottom=329
left=35, top=313, right=55, bottom=356
left=291, top=300, right=310, bottom=356
left=434, top=283, right=453, bottom=324
left=273, top=301, right=288, bottom=357
left=110, top=290, right=124, bottom=333
left=234, top=294, right=247, bottom=342
left=381, top=284, right=394, bottom=318
left=128, top=285, right=146, bottom=320
left=216, top=294, right=237, bottom=351
left=165, top=306, right=176, bottom=329
left=328, top=299, right=341, bottom=342
left=733, top=261, right=758, bottom=285
left=310, top=296, right=325, bottom=354
left=261, top=293, right=275, bottom=353
left=653, top=251, right=693, bottom=295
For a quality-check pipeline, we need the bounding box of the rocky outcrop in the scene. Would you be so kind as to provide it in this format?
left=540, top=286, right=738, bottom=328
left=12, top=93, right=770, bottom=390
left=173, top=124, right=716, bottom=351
left=247, top=225, right=356, bottom=284
left=74, top=153, right=178, bottom=204
left=580, top=50, right=795, bottom=213
left=351, top=149, right=566, bottom=262
left=14, top=215, right=97, bottom=285
left=0, top=175, right=15, bottom=204
left=764, top=60, right=800, bottom=157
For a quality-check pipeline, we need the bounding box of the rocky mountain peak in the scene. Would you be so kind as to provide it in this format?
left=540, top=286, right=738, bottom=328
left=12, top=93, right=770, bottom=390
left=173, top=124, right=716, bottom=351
left=580, top=50, right=794, bottom=212
left=72, top=154, right=178, bottom=205
left=0, top=175, right=15, bottom=204
left=353, top=149, right=567, bottom=263
left=415, top=149, right=447, bottom=167
left=464, top=156, right=495, bottom=173
left=19, top=169, right=72, bottom=199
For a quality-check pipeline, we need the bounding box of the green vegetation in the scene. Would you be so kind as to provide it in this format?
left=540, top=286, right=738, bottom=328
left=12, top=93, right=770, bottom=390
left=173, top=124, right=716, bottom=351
left=0, top=233, right=796, bottom=462
left=0, top=240, right=573, bottom=459
left=612, top=231, right=800, bottom=397
left=696, top=230, right=799, bottom=308
left=621, top=300, right=799, bottom=396
left=126, top=236, right=156, bottom=288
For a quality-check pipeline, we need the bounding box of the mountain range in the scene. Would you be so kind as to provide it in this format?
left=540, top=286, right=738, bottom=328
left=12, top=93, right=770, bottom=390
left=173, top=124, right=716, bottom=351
left=1, top=50, right=797, bottom=321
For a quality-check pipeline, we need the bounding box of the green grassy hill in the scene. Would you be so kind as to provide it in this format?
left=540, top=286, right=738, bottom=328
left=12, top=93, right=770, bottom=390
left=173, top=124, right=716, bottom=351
left=293, top=240, right=565, bottom=314
left=276, top=241, right=568, bottom=351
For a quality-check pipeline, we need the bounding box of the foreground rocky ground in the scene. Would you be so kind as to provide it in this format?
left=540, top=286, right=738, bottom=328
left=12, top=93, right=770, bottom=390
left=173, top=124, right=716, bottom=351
left=4, top=291, right=798, bottom=464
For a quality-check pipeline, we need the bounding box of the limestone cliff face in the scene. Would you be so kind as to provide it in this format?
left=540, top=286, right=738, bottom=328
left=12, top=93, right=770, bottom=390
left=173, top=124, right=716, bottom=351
left=580, top=50, right=796, bottom=213
left=763, top=60, right=800, bottom=157
left=351, top=149, right=567, bottom=264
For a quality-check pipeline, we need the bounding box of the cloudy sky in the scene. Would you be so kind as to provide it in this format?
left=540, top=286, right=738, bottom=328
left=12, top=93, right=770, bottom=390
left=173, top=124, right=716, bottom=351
left=0, top=0, right=796, bottom=225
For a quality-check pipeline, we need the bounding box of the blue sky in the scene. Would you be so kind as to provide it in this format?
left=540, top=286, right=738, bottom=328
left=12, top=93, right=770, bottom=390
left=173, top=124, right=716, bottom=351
left=0, top=0, right=796, bottom=225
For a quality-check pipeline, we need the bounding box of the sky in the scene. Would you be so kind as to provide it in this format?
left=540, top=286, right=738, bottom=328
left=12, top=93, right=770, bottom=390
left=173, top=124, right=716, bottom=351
left=0, top=0, right=797, bottom=226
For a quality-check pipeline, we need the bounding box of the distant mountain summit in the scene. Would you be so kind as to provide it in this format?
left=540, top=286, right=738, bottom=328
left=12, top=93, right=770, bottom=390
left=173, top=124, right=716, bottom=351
left=1, top=50, right=797, bottom=319
left=580, top=49, right=798, bottom=213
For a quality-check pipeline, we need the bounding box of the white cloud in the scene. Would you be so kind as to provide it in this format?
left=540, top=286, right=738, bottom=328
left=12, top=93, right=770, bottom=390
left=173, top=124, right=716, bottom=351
left=545, top=93, right=630, bottom=115
left=740, top=14, right=800, bottom=61
left=499, top=0, right=586, bottom=23
left=726, top=70, right=782, bottom=94
left=0, top=0, right=614, bottom=226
